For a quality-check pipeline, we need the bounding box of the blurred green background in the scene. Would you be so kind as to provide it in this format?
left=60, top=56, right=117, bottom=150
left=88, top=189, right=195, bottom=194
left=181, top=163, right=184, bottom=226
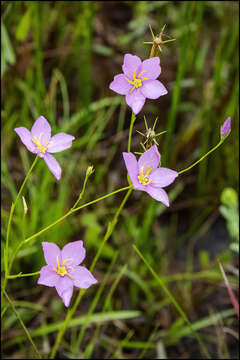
left=2, top=1, right=239, bottom=358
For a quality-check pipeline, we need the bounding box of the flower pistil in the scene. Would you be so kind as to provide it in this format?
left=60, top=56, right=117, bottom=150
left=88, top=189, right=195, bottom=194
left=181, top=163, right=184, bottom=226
left=138, top=165, right=154, bottom=185
left=53, top=256, right=74, bottom=280
left=126, top=69, right=148, bottom=93
left=31, top=133, right=50, bottom=154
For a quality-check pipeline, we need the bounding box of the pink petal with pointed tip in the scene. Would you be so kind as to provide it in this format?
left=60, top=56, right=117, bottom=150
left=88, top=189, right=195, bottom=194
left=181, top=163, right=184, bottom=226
left=43, top=153, right=62, bottom=180
left=122, top=152, right=140, bottom=189
left=55, top=276, right=74, bottom=307
left=139, top=57, right=161, bottom=80
left=126, top=89, right=146, bottom=115
left=138, top=145, right=160, bottom=173
left=31, top=116, right=51, bottom=144
left=122, top=54, right=142, bottom=79
left=47, top=133, right=75, bottom=153
left=141, top=80, right=168, bottom=99
left=61, top=241, right=86, bottom=266
left=146, top=186, right=169, bottom=206
left=109, top=74, right=132, bottom=95
left=72, top=266, right=97, bottom=289
left=37, top=265, right=60, bottom=287
left=14, top=127, right=37, bottom=153
left=42, top=242, right=61, bottom=267
left=150, top=168, right=178, bottom=188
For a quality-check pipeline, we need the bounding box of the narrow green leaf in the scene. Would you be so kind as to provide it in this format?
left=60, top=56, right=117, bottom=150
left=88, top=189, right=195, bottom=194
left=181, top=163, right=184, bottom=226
left=15, top=8, right=32, bottom=41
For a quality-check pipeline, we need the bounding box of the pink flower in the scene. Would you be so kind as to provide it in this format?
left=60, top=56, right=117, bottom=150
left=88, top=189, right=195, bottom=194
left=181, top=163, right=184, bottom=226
left=221, top=117, right=231, bottom=138
left=38, top=241, right=97, bottom=307
left=109, top=54, right=167, bottom=115
left=123, top=145, right=178, bottom=206
left=14, top=116, right=75, bottom=180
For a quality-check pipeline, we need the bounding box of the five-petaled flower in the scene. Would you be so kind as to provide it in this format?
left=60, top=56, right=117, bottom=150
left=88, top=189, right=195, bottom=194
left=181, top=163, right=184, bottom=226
left=14, top=116, right=75, bottom=180
left=38, top=241, right=97, bottom=307
left=109, top=54, right=167, bottom=115
left=123, top=145, right=178, bottom=206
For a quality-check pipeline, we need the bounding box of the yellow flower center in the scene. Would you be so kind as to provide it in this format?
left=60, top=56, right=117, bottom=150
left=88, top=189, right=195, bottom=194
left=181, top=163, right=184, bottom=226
left=138, top=165, right=154, bottom=186
left=126, top=69, right=148, bottom=94
left=53, top=256, right=74, bottom=280
left=31, top=133, right=50, bottom=154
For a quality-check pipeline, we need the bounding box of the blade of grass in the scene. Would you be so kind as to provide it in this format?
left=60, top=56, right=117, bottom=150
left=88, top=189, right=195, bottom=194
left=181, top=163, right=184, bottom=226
left=84, top=264, right=128, bottom=358
left=71, top=251, right=119, bottom=355
left=133, top=244, right=211, bottom=359
left=3, top=310, right=142, bottom=349
left=162, top=308, right=236, bottom=346
left=3, top=289, right=41, bottom=358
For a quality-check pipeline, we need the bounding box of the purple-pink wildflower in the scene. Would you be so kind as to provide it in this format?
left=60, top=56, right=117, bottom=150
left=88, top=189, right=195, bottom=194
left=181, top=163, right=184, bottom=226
left=123, top=145, right=178, bottom=206
left=38, top=241, right=97, bottom=307
left=221, top=117, right=231, bottom=138
left=109, top=54, right=167, bottom=115
left=14, top=116, right=75, bottom=180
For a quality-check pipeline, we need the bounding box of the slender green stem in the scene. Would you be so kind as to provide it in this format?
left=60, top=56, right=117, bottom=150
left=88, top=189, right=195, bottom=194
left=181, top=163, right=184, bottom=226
left=178, top=139, right=224, bottom=175
left=50, top=188, right=133, bottom=358
left=5, top=156, right=38, bottom=274
left=7, top=271, right=40, bottom=279
left=72, top=166, right=93, bottom=210
left=127, top=112, right=136, bottom=152
left=133, top=244, right=211, bottom=359
left=22, top=185, right=131, bottom=246
left=3, top=156, right=38, bottom=299
left=72, top=186, right=131, bottom=214
left=3, top=289, right=42, bottom=358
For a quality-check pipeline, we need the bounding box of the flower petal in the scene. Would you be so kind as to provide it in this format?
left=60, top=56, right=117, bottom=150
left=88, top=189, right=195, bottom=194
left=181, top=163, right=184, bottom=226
left=37, top=265, right=60, bottom=287
left=126, top=89, right=146, bottom=115
left=122, top=54, right=142, bottom=79
left=122, top=152, right=143, bottom=189
left=72, top=266, right=97, bottom=289
left=43, top=153, right=62, bottom=180
left=109, top=74, right=132, bottom=95
left=146, top=186, right=169, bottom=206
left=61, top=241, right=86, bottom=266
left=47, top=133, right=75, bottom=153
left=150, top=168, right=178, bottom=188
left=14, top=127, right=37, bottom=153
left=138, top=145, right=160, bottom=173
left=31, top=116, right=51, bottom=144
left=139, top=57, right=161, bottom=80
left=42, top=242, right=61, bottom=267
left=141, top=80, right=168, bottom=99
left=55, top=276, right=74, bottom=307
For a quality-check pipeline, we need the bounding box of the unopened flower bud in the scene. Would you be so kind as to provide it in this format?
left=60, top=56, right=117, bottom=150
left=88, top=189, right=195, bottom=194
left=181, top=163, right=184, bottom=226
left=22, top=196, right=28, bottom=215
left=221, top=117, right=231, bottom=139
left=86, top=165, right=94, bottom=177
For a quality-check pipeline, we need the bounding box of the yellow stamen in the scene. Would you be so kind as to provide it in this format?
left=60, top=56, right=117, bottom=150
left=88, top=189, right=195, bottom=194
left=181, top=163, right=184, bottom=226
left=137, top=70, right=145, bottom=78
left=53, top=255, right=75, bottom=280
left=62, top=258, right=73, bottom=265
left=31, top=133, right=49, bottom=154
left=125, top=68, right=148, bottom=94
left=138, top=165, right=154, bottom=186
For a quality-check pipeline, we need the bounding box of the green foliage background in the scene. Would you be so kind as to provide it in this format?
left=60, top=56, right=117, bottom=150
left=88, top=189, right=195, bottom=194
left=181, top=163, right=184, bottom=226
left=2, top=1, right=239, bottom=358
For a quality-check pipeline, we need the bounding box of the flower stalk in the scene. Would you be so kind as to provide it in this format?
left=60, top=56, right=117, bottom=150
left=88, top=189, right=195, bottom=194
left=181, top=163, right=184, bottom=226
left=178, top=139, right=225, bottom=175
left=3, top=155, right=39, bottom=298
